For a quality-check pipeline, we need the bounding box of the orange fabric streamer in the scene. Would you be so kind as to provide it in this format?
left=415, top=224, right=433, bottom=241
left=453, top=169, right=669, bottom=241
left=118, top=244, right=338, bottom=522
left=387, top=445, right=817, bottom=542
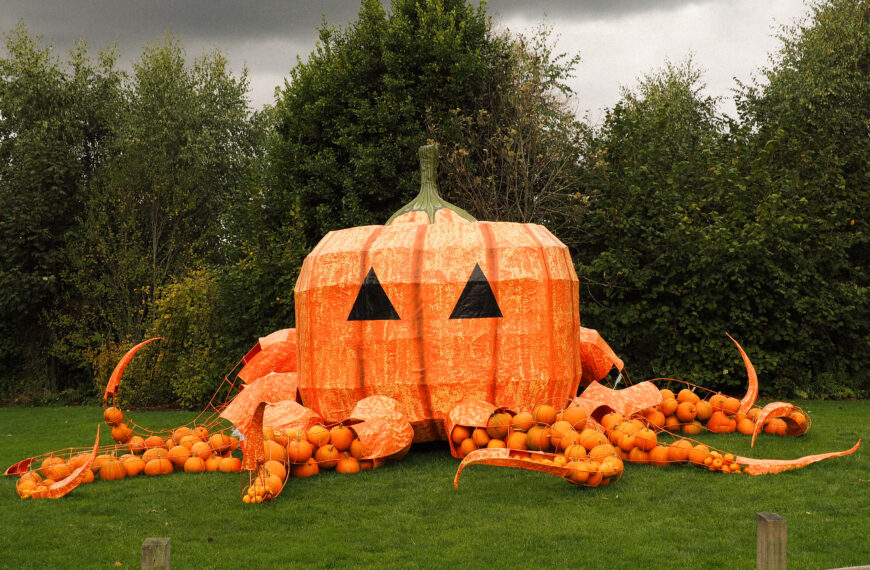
left=453, top=447, right=621, bottom=488
left=102, top=337, right=163, bottom=403
left=44, top=425, right=100, bottom=499
left=738, top=440, right=861, bottom=475
left=263, top=400, right=322, bottom=434
left=241, top=402, right=267, bottom=472
left=728, top=334, right=759, bottom=414
left=750, top=402, right=799, bottom=447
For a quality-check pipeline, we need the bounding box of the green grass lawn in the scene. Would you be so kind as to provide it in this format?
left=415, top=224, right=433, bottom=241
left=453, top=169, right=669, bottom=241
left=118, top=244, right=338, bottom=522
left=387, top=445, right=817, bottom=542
left=1, top=401, right=867, bottom=569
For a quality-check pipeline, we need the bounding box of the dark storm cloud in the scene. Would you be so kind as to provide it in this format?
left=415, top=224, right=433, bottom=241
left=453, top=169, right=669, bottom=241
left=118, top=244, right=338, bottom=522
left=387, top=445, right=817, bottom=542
left=0, top=0, right=805, bottom=113
left=0, top=0, right=363, bottom=44
left=482, top=0, right=715, bottom=22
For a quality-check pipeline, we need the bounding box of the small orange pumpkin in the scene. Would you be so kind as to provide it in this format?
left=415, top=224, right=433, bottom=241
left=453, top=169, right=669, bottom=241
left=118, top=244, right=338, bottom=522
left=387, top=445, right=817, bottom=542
left=458, top=437, right=478, bottom=457
left=675, top=402, right=697, bottom=423
left=183, top=457, right=206, bottom=473
left=526, top=425, right=551, bottom=452
left=314, top=445, right=341, bottom=469
left=122, top=455, right=146, bottom=477
left=336, top=453, right=361, bottom=474
left=208, top=433, right=232, bottom=453
left=193, top=426, right=210, bottom=442
left=349, top=438, right=365, bottom=459
left=218, top=457, right=242, bottom=473
left=142, top=447, right=168, bottom=463
left=168, top=445, right=191, bottom=469
left=307, top=425, right=330, bottom=447
left=103, top=406, right=124, bottom=427
left=263, top=460, right=287, bottom=481
left=127, top=436, right=146, bottom=454
left=287, top=436, right=314, bottom=464
left=329, top=425, right=355, bottom=451
left=291, top=457, right=319, bottom=478
left=99, top=458, right=127, bottom=481
left=144, top=458, right=173, bottom=476
left=532, top=405, right=557, bottom=426
left=144, top=435, right=166, bottom=450
left=450, top=425, right=471, bottom=445
left=511, top=411, right=535, bottom=432
left=190, top=441, right=212, bottom=461
left=264, top=440, right=288, bottom=464
left=486, top=413, right=512, bottom=440
left=471, top=428, right=491, bottom=448
left=561, top=406, right=588, bottom=430
left=505, top=431, right=527, bottom=450
left=204, top=456, right=222, bottom=472
left=111, top=423, right=133, bottom=444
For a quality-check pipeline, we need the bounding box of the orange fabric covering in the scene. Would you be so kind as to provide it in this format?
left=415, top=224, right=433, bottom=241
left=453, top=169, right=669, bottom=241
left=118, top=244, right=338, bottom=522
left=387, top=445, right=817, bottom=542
left=102, top=337, right=163, bottom=403
left=738, top=441, right=861, bottom=475
left=444, top=399, right=498, bottom=458
left=263, top=401, right=322, bottom=434
left=347, top=396, right=414, bottom=461
left=578, top=327, right=624, bottom=384
left=220, top=372, right=299, bottom=434
left=294, top=216, right=582, bottom=442
left=237, top=329, right=297, bottom=383
left=572, top=380, right=663, bottom=420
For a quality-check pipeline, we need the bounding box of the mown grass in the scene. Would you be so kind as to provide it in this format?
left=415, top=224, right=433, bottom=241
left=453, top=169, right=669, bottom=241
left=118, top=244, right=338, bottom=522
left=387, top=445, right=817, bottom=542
left=1, top=401, right=867, bottom=569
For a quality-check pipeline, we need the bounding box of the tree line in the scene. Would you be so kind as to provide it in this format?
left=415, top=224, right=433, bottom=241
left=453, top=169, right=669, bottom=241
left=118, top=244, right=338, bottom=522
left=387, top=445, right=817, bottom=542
left=0, top=0, right=866, bottom=407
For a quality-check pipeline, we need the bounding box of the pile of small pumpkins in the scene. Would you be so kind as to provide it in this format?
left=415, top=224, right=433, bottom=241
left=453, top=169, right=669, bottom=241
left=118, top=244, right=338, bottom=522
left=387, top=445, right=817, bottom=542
left=243, top=423, right=366, bottom=504
left=636, top=387, right=808, bottom=437
left=450, top=404, right=625, bottom=487
left=596, top=410, right=742, bottom=474
left=15, top=407, right=243, bottom=499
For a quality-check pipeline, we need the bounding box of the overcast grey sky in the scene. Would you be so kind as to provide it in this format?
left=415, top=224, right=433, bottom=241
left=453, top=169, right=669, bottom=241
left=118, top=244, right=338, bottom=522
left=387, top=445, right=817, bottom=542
left=0, top=1, right=808, bottom=121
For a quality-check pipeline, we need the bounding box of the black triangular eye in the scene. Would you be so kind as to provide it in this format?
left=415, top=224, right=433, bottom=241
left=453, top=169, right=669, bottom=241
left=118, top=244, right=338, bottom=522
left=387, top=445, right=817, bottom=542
left=449, top=263, right=503, bottom=319
left=348, top=268, right=400, bottom=321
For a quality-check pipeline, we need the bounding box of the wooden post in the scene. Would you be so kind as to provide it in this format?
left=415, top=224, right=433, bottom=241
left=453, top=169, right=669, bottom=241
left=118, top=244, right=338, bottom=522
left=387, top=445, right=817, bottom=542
left=757, top=512, right=786, bottom=570
left=141, top=537, right=170, bottom=570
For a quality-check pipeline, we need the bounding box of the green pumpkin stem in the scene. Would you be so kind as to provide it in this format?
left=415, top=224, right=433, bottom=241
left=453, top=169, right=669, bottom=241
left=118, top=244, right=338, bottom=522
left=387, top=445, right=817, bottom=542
left=386, top=144, right=476, bottom=225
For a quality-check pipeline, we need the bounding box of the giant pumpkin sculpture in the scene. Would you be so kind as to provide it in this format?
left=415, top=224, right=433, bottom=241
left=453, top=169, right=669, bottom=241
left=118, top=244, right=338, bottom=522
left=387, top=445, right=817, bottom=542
left=295, top=144, right=591, bottom=442
left=7, top=145, right=860, bottom=500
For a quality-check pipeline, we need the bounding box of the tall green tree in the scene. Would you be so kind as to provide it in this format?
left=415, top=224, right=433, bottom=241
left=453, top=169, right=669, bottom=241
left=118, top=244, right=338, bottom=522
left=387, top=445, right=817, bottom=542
left=431, top=28, right=587, bottom=242
left=0, top=24, right=122, bottom=397
left=57, top=36, right=259, bottom=401
left=575, top=59, right=750, bottom=388
left=272, top=0, right=510, bottom=250
left=734, top=0, right=869, bottom=396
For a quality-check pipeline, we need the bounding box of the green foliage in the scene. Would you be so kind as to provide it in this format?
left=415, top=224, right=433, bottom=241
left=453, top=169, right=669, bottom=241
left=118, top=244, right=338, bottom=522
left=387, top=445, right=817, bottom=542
left=575, top=58, right=749, bottom=389
left=1, top=0, right=866, bottom=404
left=431, top=27, right=588, bottom=240
left=0, top=24, right=120, bottom=395
left=576, top=0, right=868, bottom=398
left=0, top=27, right=264, bottom=407
left=134, top=269, right=230, bottom=409
left=733, top=0, right=869, bottom=397
left=272, top=0, right=508, bottom=248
